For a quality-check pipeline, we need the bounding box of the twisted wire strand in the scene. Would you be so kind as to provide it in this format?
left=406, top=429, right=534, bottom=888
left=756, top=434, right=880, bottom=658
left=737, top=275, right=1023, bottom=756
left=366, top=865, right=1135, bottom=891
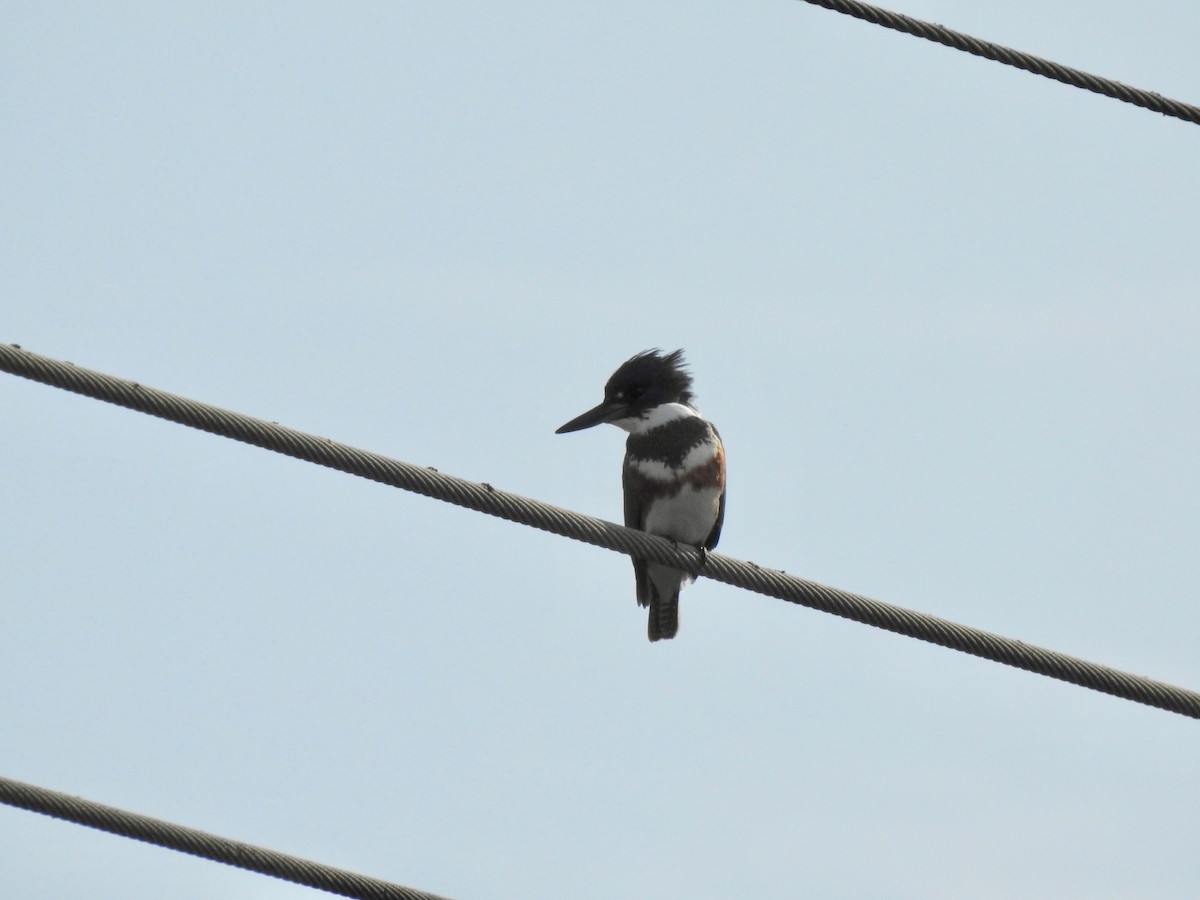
left=2, top=343, right=1198, bottom=719
left=0, top=775, right=452, bottom=900
left=797, top=0, right=1200, bottom=126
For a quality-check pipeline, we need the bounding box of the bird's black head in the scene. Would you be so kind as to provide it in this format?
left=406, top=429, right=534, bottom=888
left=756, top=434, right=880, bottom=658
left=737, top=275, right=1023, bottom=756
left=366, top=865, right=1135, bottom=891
left=555, top=349, right=695, bottom=434
left=604, top=348, right=694, bottom=410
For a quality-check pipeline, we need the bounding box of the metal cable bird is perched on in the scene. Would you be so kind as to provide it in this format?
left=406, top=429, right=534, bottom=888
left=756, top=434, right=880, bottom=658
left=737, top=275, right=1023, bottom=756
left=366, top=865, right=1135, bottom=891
left=3, top=343, right=1198, bottom=714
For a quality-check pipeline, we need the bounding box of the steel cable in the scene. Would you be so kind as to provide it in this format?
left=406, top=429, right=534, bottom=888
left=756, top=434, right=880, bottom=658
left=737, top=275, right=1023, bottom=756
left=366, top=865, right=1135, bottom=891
left=0, top=775, right=452, bottom=900
left=2, top=342, right=1198, bottom=719
left=796, top=0, right=1200, bottom=126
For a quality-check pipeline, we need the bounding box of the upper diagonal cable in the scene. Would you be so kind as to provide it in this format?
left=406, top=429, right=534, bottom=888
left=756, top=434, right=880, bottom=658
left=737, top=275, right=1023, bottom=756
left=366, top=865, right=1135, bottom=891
left=796, top=0, right=1200, bottom=125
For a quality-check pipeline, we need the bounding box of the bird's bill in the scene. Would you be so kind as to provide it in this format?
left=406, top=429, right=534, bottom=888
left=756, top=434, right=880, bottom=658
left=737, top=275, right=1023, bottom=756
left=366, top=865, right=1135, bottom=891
left=555, top=401, right=622, bottom=434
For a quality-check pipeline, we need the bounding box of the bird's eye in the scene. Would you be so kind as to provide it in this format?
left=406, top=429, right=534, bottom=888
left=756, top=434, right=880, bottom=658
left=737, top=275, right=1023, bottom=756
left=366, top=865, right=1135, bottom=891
left=627, top=386, right=644, bottom=400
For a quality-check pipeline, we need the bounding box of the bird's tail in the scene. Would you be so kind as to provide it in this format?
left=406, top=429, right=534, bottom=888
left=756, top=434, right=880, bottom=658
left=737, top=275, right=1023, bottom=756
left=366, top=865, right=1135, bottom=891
left=648, top=593, right=679, bottom=642
left=645, top=562, right=683, bottom=641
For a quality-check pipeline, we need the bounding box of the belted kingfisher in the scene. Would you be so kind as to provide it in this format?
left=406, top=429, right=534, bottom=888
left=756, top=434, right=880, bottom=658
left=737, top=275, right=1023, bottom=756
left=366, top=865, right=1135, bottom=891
left=556, top=349, right=726, bottom=642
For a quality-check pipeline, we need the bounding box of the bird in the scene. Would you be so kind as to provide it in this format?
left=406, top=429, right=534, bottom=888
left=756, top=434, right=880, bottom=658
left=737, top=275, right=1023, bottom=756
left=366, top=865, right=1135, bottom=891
left=555, top=349, right=726, bottom=641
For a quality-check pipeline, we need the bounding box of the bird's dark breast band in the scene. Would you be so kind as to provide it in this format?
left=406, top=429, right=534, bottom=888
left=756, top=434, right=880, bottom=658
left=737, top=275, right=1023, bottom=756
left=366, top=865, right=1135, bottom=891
left=625, top=417, right=715, bottom=469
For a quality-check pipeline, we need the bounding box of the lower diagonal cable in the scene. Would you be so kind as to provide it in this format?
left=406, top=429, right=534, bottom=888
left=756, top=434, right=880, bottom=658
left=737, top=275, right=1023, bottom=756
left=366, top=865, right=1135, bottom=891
left=0, top=775, right=452, bottom=900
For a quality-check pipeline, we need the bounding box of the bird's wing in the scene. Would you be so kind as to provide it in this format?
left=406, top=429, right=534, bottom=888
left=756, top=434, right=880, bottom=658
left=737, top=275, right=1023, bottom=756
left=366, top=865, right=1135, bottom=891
left=623, top=460, right=653, bottom=607
left=704, top=426, right=726, bottom=551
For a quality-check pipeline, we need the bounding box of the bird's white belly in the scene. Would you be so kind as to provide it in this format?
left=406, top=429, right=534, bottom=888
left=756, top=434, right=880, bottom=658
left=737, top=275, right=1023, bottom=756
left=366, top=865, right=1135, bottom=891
left=643, top=484, right=722, bottom=544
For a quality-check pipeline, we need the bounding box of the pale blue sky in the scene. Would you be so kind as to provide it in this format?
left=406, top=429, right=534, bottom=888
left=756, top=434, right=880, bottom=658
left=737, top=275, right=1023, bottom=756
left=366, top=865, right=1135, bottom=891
left=4, top=3, right=1199, bottom=898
